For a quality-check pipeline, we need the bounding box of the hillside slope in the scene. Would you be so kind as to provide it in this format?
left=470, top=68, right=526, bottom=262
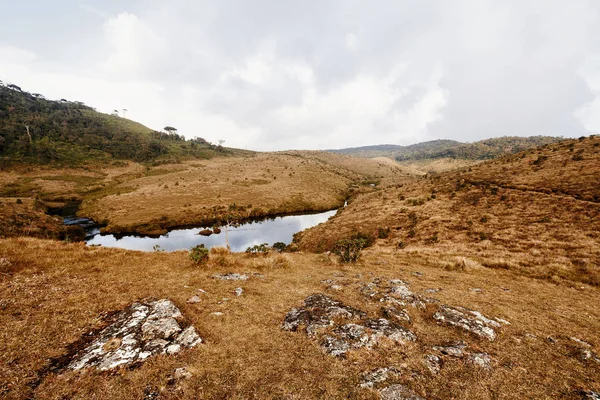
left=297, top=135, right=600, bottom=286
left=0, top=83, right=244, bottom=165
left=330, top=136, right=563, bottom=162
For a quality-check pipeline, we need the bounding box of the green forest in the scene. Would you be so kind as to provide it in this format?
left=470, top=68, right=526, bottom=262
left=0, top=83, right=238, bottom=165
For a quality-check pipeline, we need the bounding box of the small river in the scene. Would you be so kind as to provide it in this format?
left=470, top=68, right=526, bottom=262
left=80, top=209, right=337, bottom=252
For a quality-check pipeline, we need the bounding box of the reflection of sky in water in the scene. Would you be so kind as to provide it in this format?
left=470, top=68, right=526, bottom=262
left=87, top=210, right=337, bottom=252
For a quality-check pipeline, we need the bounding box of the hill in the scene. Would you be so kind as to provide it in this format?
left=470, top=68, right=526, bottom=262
left=297, top=135, right=600, bottom=286
left=330, top=136, right=563, bottom=162
left=0, top=83, right=245, bottom=166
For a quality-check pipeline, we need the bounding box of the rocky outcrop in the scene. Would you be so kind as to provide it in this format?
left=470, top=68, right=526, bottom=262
left=213, top=273, right=249, bottom=281
left=68, top=299, right=201, bottom=371
left=433, top=305, right=508, bottom=341
left=282, top=294, right=416, bottom=357
left=379, top=384, right=425, bottom=400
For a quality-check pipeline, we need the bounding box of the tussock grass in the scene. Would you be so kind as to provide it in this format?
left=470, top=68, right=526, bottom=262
left=0, top=238, right=599, bottom=399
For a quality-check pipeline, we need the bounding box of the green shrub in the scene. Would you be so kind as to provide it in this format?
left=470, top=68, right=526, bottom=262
left=189, top=244, right=209, bottom=264
left=246, top=243, right=270, bottom=255
left=332, top=233, right=373, bottom=263
left=271, top=242, right=288, bottom=252
left=377, top=227, right=390, bottom=239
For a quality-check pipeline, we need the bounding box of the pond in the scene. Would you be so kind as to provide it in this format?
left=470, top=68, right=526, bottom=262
left=83, top=209, right=337, bottom=252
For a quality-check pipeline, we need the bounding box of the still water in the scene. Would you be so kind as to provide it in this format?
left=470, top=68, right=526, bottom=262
left=84, top=209, right=336, bottom=252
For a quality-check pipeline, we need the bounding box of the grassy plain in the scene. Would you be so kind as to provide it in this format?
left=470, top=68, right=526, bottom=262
left=0, top=238, right=598, bottom=399
left=0, top=136, right=599, bottom=399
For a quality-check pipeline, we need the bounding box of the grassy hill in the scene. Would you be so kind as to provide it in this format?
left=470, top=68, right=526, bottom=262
left=330, top=136, right=563, bottom=161
left=0, top=83, right=245, bottom=166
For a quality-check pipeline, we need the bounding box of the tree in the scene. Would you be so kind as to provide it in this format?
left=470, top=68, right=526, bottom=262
left=164, top=126, right=177, bottom=134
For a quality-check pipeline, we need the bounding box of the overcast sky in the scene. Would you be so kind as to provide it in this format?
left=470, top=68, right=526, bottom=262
left=1, top=1, right=599, bottom=150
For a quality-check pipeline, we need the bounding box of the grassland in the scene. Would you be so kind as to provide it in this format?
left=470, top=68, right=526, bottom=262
left=0, top=136, right=599, bottom=399
left=0, top=237, right=598, bottom=399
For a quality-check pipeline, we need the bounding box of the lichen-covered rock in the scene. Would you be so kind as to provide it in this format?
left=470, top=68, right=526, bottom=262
left=359, top=367, right=400, bottom=388
left=282, top=294, right=415, bottom=357
left=468, top=352, right=493, bottom=369
left=281, top=294, right=365, bottom=335
left=578, top=348, right=600, bottom=364
left=433, top=340, right=468, bottom=357
left=424, top=354, right=441, bottom=374
left=433, top=306, right=507, bottom=341
left=321, top=335, right=351, bottom=357
left=582, top=391, right=600, bottom=400
left=213, top=273, right=249, bottom=281
left=68, top=299, right=201, bottom=371
left=364, top=319, right=417, bottom=344
left=382, top=306, right=411, bottom=324
left=379, top=384, right=425, bottom=400
left=234, top=287, right=244, bottom=296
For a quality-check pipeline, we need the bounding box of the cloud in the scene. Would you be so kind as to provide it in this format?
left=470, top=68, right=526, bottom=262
left=1, top=1, right=599, bottom=150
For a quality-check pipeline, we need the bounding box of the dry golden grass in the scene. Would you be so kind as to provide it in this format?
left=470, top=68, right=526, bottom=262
left=78, top=153, right=408, bottom=235
left=460, top=135, right=600, bottom=201
left=0, top=237, right=598, bottom=399
left=0, top=198, right=64, bottom=239
left=397, top=157, right=481, bottom=175
left=297, top=137, right=600, bottom=287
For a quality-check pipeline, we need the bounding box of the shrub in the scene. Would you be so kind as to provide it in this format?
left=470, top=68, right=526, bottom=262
left=15, top=198, right=22, bottom=204
left=332, top=233, right=373, bottom=263
left=246, top=243, right=270, bottom=256
left=377, top=227, right=390, bottom=239
left=189, top=244, right=209, bottom=264
left=271, top=242, right=288, bottom=252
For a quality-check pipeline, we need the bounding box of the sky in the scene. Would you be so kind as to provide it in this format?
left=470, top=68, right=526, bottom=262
left=1, top=1, right=599, bottom=151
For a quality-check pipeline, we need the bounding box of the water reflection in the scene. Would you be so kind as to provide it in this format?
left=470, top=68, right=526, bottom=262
left=86, top=209, right=336, bottom=252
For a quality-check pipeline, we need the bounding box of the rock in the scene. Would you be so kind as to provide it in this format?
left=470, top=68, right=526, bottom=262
left=330, top=284, right=343, bottom=291
left=211, top=312, right=224, bottom=316
left=578, top=348, right=600, bottom=364
left=412, top=272, right=423, bottom=277
left=359, top=367, right=399, bottom=388
left=176, top=326, right=202, bottom=347
left=186, top=295, right=201, bottom=304
left=213, top=273, right=249, bottom=281
left=470, top=288, right=483, bottom=293
left=433, top=305, right=505, bottom=341
left=364, top=318, right=417, bottom=344
left=68, top=299, right=201, bottom=371
left=234, top=287, right=244, bottom=296
left=468, top=352, right=492, bottom=369
left=142, top=317, right=181, bottom=340
left=382, top=306, right=411, bottom=324
left=281, top=294, right=365, bottom=334
left=571, top=337, right=592, bottom=347
left=581, top=391, right=600, bottom=400
left=390, top=285, right=414, bottom=299
left=424, top=288, right=441, bottom=294
left=424, top=354, right=441, bottom=374
left=433, top=340, right=468, bottom=357
left=379, top=384, right=425, bottom=400
left=198, top=229, right=213, bottom=236
left=386, top=284, right=430, bottom=309
left=321, top=335, right=351, bottom=357
left=166, top=344, right=182, bottom=354
left=282, top=294, right=415, bottom=357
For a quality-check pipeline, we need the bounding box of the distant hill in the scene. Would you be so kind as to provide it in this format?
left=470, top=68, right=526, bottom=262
left=0, top=83, right=245, bottom=165
left=329, top=136, right=563, bottom=161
